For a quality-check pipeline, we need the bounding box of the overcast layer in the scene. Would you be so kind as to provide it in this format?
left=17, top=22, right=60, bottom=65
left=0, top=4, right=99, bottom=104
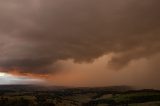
left=0, top=0, right=160, bottom=88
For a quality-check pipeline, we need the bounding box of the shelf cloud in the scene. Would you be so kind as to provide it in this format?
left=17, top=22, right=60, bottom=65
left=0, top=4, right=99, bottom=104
left=0, top=0, right=160, bottom=79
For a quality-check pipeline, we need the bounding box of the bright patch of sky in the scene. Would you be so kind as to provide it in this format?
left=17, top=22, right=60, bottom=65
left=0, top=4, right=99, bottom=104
left=0, top=72, right=44, bottom=85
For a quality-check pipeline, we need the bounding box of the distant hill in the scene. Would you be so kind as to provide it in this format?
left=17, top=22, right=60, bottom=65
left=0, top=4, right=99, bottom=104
left=0, top=85, right=152, bottom=92
left=0, top=85, right=66, bottom=91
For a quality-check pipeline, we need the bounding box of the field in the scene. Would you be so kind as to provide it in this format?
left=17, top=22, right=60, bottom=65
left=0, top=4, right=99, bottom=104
left=0, top=85, right=159, bottom=106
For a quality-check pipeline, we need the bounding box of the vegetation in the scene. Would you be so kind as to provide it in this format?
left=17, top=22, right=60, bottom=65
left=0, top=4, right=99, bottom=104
left=0, top=86, right=159, bottom=106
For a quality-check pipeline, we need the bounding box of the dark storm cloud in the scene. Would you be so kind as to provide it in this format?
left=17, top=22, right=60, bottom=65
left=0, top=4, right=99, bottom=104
left=0, top=0, right=160, bottom=73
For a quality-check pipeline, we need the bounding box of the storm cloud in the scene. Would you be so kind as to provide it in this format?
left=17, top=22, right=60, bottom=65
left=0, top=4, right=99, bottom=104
left=0, top=0, right=160, bottom=74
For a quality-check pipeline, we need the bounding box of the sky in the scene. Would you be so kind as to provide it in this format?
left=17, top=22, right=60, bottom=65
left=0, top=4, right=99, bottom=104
left=0, top=0, right=160, bottom=89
